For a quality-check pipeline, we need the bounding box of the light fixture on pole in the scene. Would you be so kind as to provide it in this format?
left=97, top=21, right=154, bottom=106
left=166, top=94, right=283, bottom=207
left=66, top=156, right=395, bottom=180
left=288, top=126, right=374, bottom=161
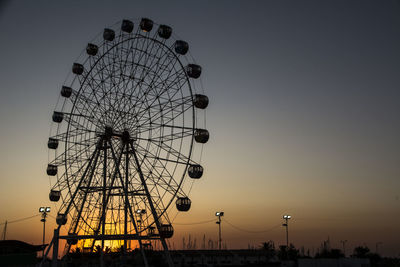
left=282, top=215, right=291, bottom=248
left=39, top=207, right=50, bottom=258
left=215, top=212, right=224, bottom=250
left=136, top=209, right=146, bottom=233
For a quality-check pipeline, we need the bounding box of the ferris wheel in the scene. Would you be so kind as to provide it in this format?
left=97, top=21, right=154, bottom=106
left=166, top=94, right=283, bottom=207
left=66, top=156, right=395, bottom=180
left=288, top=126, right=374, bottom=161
left=45, top=18, right=208, bottom=266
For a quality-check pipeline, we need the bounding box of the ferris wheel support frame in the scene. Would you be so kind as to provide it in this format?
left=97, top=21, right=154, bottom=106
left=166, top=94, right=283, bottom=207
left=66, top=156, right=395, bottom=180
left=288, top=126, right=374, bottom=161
left=130, top=138, right=174, bottom=267
left=47, top=129, right=177, bottom=267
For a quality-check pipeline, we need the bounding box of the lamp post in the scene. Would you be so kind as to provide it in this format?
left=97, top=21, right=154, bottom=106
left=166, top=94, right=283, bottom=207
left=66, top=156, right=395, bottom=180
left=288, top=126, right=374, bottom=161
left=282, top=215, right=291, bottom=248
left=136, top=209, right=146, bottom=232
left=340, top=240, right=348, bottom=257
left=39, top=207, right=50, bottom=258
left=215, top=212, right=224, bottom=250
left=136, top=209, right=147, bottom=249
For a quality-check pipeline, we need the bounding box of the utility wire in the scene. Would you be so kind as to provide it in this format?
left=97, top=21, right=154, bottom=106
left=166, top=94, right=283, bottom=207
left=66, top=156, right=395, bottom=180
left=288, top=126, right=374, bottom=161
left=0, top=214, right=40, bottom=225
left=173, top=218, right=216, bottom=225
left=224, top=218, right=281, bottom=234
left=47, top=214, right=69, bottom=231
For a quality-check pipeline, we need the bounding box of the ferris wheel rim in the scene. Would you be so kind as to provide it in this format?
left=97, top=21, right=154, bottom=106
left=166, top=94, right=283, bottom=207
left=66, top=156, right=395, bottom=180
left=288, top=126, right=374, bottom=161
left=47, top=18, right=207, bottom=240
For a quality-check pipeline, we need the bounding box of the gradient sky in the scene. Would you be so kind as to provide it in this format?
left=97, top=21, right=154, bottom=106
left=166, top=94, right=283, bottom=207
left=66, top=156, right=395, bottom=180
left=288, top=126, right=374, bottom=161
left=0, top=0, right=399, bottom=257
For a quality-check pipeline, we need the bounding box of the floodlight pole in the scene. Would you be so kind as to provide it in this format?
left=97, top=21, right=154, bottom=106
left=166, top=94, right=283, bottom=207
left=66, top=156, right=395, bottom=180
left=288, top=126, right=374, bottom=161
left=42, top=214, right=46, bottom=257
left=218, top=216, right=222, bottom=250
left=282, top=215, right=291, bottom=248
left=39, top=207, right=50, bottom=259
left=215, top=212, right=224, bottom=250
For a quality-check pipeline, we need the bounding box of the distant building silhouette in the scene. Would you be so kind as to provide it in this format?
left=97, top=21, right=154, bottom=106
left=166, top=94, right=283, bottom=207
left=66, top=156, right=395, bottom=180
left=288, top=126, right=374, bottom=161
left=0, top=240, right=46, bottom=265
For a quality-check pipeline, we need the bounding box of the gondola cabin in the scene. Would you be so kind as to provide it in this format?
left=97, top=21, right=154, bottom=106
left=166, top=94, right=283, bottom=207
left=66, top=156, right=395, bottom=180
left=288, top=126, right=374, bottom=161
left=194, top=129, right=209, bottom=143
left=72, top=63, right=84, bottom=75
left=121, top=19, right=134, bottom=33
left=56, top=214, right=67, bottom=225
left=174, top=40, right=189, bottom=55
left=193, top=94, right=209, bottom=109
left=176, top=197, right=191, bottom=211
left=188, top=164, right=203, bottom=179
left=47, top=138, right=58, bottom=149
left=61, top=86, right=72, bottom=98
left=86, top=43, right=98, bottom=56
left=52, top=112, right=63, bottom=123
left=158, top=25, right=172, bottom=39
left=46, top=164, right=57, bottom=176
left=49, top=190, right=61, bottom=202
left=186, top=64, right=201, bottom=79
left=140, top=18, right=153, bottom=32
left=103, top=28, right=115, bottom=41
left=159, top=224, right=174, bottom=238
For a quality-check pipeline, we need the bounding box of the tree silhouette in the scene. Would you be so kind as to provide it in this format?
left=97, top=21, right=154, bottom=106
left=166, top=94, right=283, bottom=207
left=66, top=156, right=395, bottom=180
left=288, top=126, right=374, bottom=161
left=278, top=244, right=299, bottom=261
left=315, top=248, right=344, bottom=258
left=259, top=240, right=276, bottom=259
left=352, top=246, right=382, bottom=266
left=352, top=246, right=370, bottom=258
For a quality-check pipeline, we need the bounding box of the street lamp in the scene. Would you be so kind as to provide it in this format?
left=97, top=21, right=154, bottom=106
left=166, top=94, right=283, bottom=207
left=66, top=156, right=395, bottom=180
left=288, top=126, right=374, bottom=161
left=215, top=212, right=224, bottom=250
left=282, top=215, right=291, bottom=248
left=136, top=209, right=146, bottom=232
left=136, top=209, right=146, bottom=214
left=39, top=207, right=50, bottom=258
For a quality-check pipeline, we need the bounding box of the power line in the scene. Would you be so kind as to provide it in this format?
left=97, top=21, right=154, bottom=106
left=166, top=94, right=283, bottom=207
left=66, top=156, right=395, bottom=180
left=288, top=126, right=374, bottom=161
left=0, top=214, right=40, bottom=225
left=173, top=218, right=216, bottom=225
left=224, top=218, right=281, bottom=234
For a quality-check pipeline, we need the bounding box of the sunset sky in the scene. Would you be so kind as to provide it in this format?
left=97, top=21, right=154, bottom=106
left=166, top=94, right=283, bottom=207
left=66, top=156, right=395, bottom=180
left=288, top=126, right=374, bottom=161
left=0, top=0, right=399, bottom=257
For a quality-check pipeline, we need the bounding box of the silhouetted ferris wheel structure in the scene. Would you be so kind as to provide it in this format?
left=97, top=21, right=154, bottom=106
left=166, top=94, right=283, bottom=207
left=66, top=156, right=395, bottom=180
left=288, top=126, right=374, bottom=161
left=44, top=18, right=208, bottom=267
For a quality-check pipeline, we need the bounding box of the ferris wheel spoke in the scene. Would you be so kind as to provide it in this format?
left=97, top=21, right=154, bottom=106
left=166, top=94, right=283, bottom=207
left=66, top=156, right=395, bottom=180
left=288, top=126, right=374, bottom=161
left=133, top=144, right=187, bottom=202
left=121, top=36, right=160, bottom=111
left=138, top=129, right=193, bottom=145
left=150, top=64, right=187, bottom=95
left=52, top=140, right=98, bottom=167
left=128, top=41, right=178, bottom=115
left=134, top=96, right=191, bottom=128
left=134, top=65, right=185, bottom=124
left=136, top=96, right=192, bottom=119
left=113, top=52, right=138, bottom=128
left=77, top=71, right=106, bottom=113
left=146, top=59, right=187, bottom=99
left=134, top=77, right=191, bottom=125
left=136, top=151, right=189, bottom=165
left=88, top=61, right=113, bottom=110
left=134, top=147, right=181, bottom=193
left=61, top=113, right=98, bottom=135
left=122, top=37, right=155, bottom=103
left=151, top=141, right=194, bottom=167
left=75, top=77, right=110, bottom=119
left=134, top=137, right=193, bottom=165
left=96, top=49, right=123, bottom=119
left=128, top=141, right=174, bottom=231
left=136, top=100, right=192, bottom=129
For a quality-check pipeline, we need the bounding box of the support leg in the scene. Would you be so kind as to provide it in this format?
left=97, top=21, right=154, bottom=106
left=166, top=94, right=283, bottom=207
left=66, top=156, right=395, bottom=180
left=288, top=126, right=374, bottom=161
left=130, top=142, right=174, bottom=267
left=108, top=140, right=149, bottom=267
left=52, top=228, right=59, bottom=267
